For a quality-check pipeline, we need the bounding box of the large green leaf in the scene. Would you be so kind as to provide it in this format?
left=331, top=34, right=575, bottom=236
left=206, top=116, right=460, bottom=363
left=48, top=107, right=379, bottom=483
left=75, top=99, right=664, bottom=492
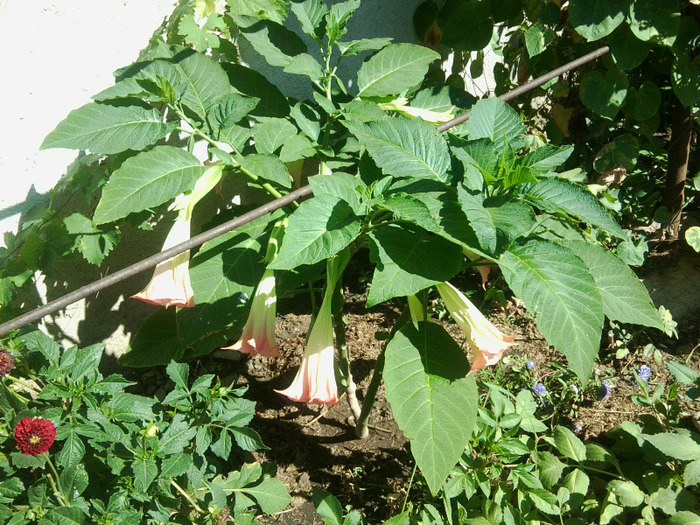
left=645, top=433, right=700, bottom=462
left=520, top=177, right=625, bottom=238
left=608, top=24, right=651, bottom=70
left=568, top=0, right=629, bottom=41
left=672, top=54, right=700, bottom=108
left=367, top=224, right=462, bottom=306
left=564, top=241, right=663, bottom=330
left=254, top=118, right=298, bottom=154
left=437, top=0, right=493, bottom=51
left=238, top=20, right=307, bottom=68
left=222, top=63, right=290, bottom=117
left=290, top=0, right=328, bottom=38
left=174, top=49, right=232, bottom=120
left=384, top=322, right=479, bottom=494
left=269, top=195, right=362, bottom=269
left=628, top=0, right=680, bottom=46
left=93, top=146, right=207, bottom=224
left=239, top=153, right=292, bottom=188
left=41, top=103, right=174, bottom=155
left=238, top=477, right=292, bottom=514
left=356, top=43, right=440, bottom=98
left=499, top=240, right=604, bottom=382
left=458, top=188, right=536, bottom=255
left=465, top=98, right=525, bottom=144
left=579, top=69, right=628, bottom=120
left=345, top=117, right=451, bottom=182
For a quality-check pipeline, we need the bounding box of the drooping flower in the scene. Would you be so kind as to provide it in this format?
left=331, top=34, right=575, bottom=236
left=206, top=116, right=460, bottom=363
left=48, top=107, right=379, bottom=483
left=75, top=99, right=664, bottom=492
left=637, top=365, right=652, bottom=382
left=436, top=282, right=514, bottom=374
left=275, top=296, right=339, bottom=405
left=132, top=215, right=195, bottom=308
left=14, top=417, right=56, bottom=455
left=599, top=380, right=612, bottom=401
left=0, top=350, right=15, bottom=376
left=220, top=269, right=281, bottom=358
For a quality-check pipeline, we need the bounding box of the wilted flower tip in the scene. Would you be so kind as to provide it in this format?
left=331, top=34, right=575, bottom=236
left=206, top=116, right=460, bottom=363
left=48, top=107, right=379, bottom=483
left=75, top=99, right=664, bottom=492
left=0, top=350, right=15, bottom=377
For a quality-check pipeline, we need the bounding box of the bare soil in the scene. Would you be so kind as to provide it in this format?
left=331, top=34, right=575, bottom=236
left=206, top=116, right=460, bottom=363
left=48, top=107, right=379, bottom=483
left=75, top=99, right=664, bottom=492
left=127, top=240, right=700, bottom=523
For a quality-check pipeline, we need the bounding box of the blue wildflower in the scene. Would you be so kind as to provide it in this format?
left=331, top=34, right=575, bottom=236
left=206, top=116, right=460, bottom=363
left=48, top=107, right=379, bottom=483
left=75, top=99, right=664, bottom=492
left=637, top=365, right=652, bottom=382
left=526, top=360, right=536, bottom=370
left=531, top=383, right=546, bottom=397
left=599, top=380, right=611, bottom=401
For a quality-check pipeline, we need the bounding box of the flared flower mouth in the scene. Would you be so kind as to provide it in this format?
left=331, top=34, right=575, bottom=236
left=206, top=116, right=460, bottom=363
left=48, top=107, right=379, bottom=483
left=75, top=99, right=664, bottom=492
left=14, top=417, right=56, bottom=456
left=275, top=296, right=339, bottom=405
left=132, top=216, right=195, bottom=308
left=436, top=282, right=514, bottom=374
left=221, top=269, right=281, bottom=358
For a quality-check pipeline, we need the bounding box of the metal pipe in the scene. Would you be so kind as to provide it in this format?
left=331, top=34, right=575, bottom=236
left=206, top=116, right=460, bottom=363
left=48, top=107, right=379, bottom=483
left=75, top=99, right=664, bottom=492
left=0, top=186, right=312, bottom=336
left=0, top=46, right=610, bottom=337
left=438, top=46, right=609, bottom=132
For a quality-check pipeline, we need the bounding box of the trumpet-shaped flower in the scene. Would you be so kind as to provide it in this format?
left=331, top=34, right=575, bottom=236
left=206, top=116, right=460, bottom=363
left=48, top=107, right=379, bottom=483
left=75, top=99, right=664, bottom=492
left=436, top=282, right=514, bottom=374
left=220, top=269, right=281, bottom=358
left=132, top=216, right=195, bottom=308
left=276, top=298, right=339, bottom=405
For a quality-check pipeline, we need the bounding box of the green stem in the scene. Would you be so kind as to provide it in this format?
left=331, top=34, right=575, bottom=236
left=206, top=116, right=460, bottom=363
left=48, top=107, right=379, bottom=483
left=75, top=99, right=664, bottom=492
left=402, top=462, right=418, bottom=514
left=354, top=306, right=412, bottom=439
left=171, top=479, right=205, bottom=514
left=333, top=291, right=361, bottom=421
left=43, top=454, right=69, bottom=506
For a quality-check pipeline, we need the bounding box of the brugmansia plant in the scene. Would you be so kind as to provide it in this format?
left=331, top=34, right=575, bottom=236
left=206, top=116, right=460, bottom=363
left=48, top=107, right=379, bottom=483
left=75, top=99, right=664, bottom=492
left=29, top=0, right=672, bottom=493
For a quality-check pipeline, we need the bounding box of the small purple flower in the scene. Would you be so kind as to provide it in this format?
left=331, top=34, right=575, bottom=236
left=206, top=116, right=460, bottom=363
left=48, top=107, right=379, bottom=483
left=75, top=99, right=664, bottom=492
left=637, top=365, right=652, bottom=382
left=531, top=383, right=546, bottom=397
left=599, top=380, right=611, bottom=401
left=573, top=421, right=584, bottom=434
left=526, top=360, right=536, bottom=370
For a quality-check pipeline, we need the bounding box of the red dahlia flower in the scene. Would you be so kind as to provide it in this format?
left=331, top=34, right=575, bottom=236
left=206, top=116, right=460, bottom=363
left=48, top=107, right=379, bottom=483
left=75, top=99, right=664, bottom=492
left=14, top=417, right=56, bottom=455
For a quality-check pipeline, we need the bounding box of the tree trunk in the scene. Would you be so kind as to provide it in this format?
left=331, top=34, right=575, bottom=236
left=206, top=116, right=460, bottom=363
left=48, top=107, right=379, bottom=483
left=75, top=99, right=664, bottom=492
left=662, top=99, right=693, bottom=240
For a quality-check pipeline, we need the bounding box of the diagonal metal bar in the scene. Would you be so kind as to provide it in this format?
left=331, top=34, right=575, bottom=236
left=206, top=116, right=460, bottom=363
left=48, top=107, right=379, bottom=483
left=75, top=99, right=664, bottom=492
left=438, top=46, right=609, bottom=132
left=0, top=46, right=609, bottom=337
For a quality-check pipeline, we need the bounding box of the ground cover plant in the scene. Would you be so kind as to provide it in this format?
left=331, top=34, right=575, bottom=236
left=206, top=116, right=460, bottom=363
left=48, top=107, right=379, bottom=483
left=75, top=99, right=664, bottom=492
left=0, top=0, right=698, bottom=523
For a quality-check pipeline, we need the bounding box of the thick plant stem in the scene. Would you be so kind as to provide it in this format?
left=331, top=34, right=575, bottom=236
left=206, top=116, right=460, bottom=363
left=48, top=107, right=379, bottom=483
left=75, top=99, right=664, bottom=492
left=334, top=307, right=361, bottom=421
left=354, top=307, right=411, bottom=439
left=330, top=267, right=362, bottom=421
left=662, top=99, right=693, bottom=240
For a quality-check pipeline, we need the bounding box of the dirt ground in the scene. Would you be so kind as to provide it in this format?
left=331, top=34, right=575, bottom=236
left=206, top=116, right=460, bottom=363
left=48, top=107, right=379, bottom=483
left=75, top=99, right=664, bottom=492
left=128, top=238, right=700, bottom=523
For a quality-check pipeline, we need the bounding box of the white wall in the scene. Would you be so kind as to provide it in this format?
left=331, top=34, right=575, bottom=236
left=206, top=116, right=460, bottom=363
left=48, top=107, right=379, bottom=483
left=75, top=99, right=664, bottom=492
left=0, top=0, right=176, bottom=239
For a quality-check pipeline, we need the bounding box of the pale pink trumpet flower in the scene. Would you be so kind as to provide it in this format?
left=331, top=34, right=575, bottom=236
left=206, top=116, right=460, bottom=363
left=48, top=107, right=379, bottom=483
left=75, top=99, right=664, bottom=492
left=220, top=269, right=281, bottom=358
left=276, top=298, right=339, bottom=405
left=132, top=216, right=195, bottom=308
left=436, top=282, right=514, bottom=374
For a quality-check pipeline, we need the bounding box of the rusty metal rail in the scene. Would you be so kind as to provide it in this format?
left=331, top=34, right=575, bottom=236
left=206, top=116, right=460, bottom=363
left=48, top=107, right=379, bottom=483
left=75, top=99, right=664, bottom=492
left=0, top=46, right=609, bottom=337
